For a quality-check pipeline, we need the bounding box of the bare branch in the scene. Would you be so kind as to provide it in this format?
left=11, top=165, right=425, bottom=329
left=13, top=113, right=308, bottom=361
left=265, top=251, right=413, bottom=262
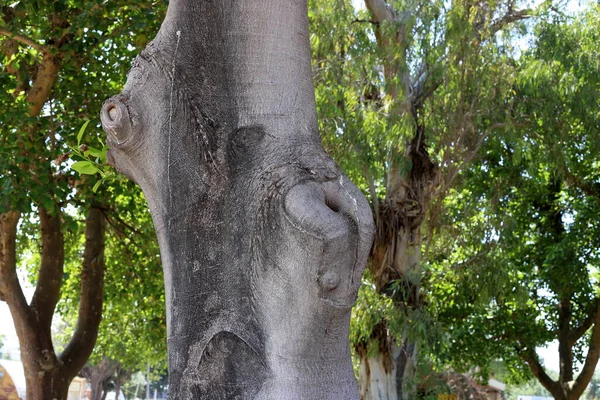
left=0, top=211, right=28, bottom=309
left=352, top=19, right=378, bottom=25
left=364, top=0, right=395, bottom=22
left=30, top=208, right=64, bottom=330
left=570, top=298, right=600, bottom=343
left=488, top=8, right=533, bottom=34
left=571, top=301, right=600, bottom=398
left=0, top=26, right=46, bottom=53
left=26, top=53, right=61, bottom=117
left=60, top=206, right=106, bottom=376
left=521, top=348, right=559, bottom=396
left=0, top=211, right=39, bottom=342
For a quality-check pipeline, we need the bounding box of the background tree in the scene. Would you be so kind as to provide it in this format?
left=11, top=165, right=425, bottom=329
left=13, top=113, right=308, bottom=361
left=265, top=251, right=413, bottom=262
left=309, top=0, right=536, bottom=398
left=0, top=0, right=164, bottom=398
left=428, top=5, right=600, bottom=400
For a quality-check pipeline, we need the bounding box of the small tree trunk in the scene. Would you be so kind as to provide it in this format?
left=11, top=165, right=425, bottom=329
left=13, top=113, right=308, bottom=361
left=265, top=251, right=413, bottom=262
left=85, top=358, right=119, bottom=400
left=101, top=0, right=374, bottom=398
left=24, top=370, right=70, bottom=400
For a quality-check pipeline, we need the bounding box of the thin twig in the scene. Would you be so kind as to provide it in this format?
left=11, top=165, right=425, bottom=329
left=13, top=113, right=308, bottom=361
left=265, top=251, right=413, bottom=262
left=352, top=19, right=378, bottom=25
left=0, top=27, right=46, bottom=53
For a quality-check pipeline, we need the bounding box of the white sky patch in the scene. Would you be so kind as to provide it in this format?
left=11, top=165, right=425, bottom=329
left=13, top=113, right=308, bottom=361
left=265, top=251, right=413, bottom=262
left=352, top=0, right=364, bottom=11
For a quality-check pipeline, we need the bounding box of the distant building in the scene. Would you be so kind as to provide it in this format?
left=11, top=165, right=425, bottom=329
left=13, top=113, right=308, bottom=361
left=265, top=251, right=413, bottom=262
left=68, top=376, right=86, bottom=400
left=473, top=378, right=506, bottom=400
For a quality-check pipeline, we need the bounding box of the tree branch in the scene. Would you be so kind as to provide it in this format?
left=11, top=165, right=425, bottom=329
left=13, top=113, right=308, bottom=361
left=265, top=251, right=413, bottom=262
left=0, top=211, right=40, bottom=345
left=436, top=122, right=526, bottom=198
left=0, top=211, right=29, bottom=309
left=521, top=348, right=559, bottom=396
left=352, top=19, right=378, bottom=25
left=0, top=26, right=46, bottom=53
left=488, top=8, right=533, bottom=34
left=571, top=301, right=600, bottom=398
left=363, top=164, right=380, bottom=226
left=562, top=167, right=600, bottom=203
left=364, top=0, right=395, bottom=22
left=30, top=208, right=64, bottom=331
left=570, top=298, right=600, bottom=343
left=414, top=6, right=534, bottom=108
left=60, top=206, right=106, bottom=376
left=26, top=52, right=61, bottom=117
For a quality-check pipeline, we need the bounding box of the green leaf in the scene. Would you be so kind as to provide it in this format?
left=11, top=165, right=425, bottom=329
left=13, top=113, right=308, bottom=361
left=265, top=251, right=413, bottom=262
left=42, top=197, right=55, bottom=213
left=71, top=161, right=99, bottom=175
left=92, top=180, right=103, bottom=193
left=77, top=120, right=91, bottom=146
left=87, top=146, right=104, bottom=159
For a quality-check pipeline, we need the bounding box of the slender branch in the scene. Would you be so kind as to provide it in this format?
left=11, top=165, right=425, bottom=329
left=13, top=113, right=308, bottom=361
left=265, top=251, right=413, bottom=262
left=571, top=301, right=600, bottom=398
left=0, top=211, right=29, bottom=311
left=521, top=348, right=559, bottom=396
left=436, top=122, right=526, bottom=197
left=570, top=298, right=600, bottom=342
left=26, top=52, right=61, bottom=117
left=563, top=167, right=600, bottom=202
left=352, top=19, right=378, bottom=25
left=0, top=26, right=46, bottom=52
left=488, top=9, right=533, bottom=34
left=60, top=206, right=106, bottom=376
left=363, top=164, right=380, bottom=225
left=30, top=208, right=65, bottom=331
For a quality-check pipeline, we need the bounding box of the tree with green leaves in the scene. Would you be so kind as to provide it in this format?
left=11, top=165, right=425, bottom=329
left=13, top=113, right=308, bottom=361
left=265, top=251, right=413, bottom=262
left=55, top=188, right=167, bottom=400
left=428, top=5, right=600, bottom=400
left=309, top=0, right=538, bottom=398
left=0, top=1, right=164, bottom=398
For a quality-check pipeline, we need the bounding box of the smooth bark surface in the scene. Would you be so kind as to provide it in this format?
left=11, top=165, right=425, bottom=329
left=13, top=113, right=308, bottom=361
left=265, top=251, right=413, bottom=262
left=102, top=1, right=374, bottom=399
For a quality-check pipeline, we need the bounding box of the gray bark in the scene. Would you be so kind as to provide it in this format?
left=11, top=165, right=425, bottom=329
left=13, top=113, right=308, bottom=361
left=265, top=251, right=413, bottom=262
left=101, top=1, right=374, bottom=399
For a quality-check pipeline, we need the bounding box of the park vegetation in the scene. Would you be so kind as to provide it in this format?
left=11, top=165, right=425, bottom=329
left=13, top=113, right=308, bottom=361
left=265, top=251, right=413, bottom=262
left=0, top=0, right=598, bottom=399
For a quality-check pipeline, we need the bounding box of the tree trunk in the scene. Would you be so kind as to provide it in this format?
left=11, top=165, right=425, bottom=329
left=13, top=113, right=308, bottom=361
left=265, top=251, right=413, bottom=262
left=84, top=358, right=119, bottom=400
left=101, top=1, right=374, bottom=399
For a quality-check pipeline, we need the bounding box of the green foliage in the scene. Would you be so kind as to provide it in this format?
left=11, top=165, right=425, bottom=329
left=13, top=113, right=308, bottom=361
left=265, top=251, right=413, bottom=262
left=427, top=2, right=600, bottom=387
left=67, top=121, right=118, bottom=192
left=309, top=0, right=532, bottom=382
left=0, top=0, right=168, bottom=374
left=55, top=181, right=167, bottom=372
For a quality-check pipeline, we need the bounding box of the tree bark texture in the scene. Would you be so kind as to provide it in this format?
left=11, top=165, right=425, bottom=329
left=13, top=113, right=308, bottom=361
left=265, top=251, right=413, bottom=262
left=101, top=1, right=374, bottom=399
